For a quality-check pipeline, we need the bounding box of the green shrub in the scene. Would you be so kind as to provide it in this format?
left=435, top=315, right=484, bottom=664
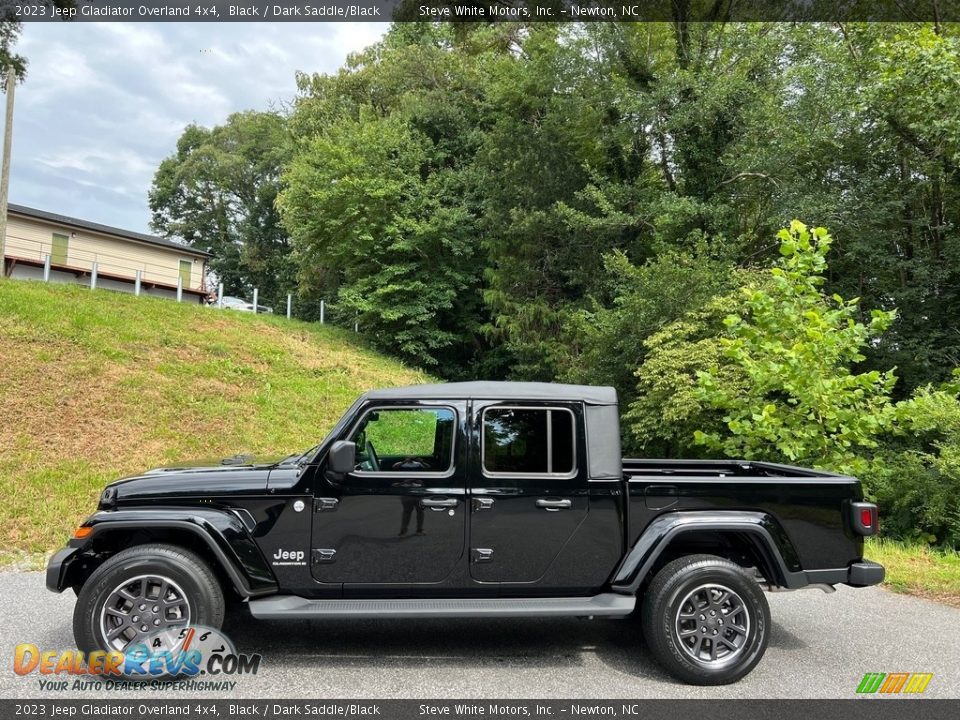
left=875, top=382, right=960, bottom=547
left=694, top=221, right=897, bottom=475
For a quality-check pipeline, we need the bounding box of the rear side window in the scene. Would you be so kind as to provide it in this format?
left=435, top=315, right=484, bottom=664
left=482, top=407, right=575, bottom=476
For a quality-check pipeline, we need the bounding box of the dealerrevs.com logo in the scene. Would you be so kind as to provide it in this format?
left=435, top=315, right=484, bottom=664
left=856, top=672, right=933, bottom=694
left=13, top=626, right=261, bottom=692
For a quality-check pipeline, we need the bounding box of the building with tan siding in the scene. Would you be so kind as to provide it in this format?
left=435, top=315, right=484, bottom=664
left=1, top=204, right=211, bottom=303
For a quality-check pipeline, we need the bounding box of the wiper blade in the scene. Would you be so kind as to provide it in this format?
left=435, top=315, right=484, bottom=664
left=297, top=445, right=320, bottom=466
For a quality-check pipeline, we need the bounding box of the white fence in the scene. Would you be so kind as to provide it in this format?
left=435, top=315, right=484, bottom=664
left=3, top=247, right=354, bottom=329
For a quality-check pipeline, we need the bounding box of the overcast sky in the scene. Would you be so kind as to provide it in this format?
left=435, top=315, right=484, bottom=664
left=11, top=22, right=388, bottom=234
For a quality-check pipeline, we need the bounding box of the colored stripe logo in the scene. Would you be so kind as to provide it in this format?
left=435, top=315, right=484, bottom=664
left=857, top=673, right=933, bottom=694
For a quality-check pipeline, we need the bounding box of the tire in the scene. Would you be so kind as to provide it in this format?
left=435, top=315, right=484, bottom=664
left=73, top=544, right=225, bottom=655
left=640, top=554, right=770, bottom=685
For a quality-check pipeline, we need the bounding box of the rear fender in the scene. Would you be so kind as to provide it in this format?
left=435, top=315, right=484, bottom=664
left=611, top=511, right=806, bottom=592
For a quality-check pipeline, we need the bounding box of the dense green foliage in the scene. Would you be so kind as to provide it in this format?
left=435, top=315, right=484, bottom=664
left=625, top=280, right=758, bottom=458
left=278, top=37, right=487, bottom=368
left=695, top=222, right=898, bottom=474
left=146, top=21, right=960, bottom=546
left=877, top=381, right=960, bottom=546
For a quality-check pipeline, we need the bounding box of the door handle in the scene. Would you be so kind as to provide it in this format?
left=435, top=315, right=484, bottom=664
left=536, top=498, right=572, bottom=511
left=421, top=497, right=457, bottom=510
left=312, top=549, right=336, bottom=564
left=314, top=497, right=339, bottom=512
left=472, top=497, right=495, bottom=512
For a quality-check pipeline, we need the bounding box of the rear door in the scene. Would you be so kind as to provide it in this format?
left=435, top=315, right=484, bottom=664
left=468, top=401, right=588, bottom=584
left=311, top=402, right=466, bottom=586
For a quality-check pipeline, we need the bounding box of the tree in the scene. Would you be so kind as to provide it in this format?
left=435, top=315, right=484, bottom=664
left=149, top=111, right=294, bottom=311
left=876, top=377, right=960, bottom=546
left=561, top=245, right=738, bottom=438
left=1, top=2, right=74, bottom=84
left=480, top=22, right=795, bottom=380
left=694, top=221, right=898, bottom=473
left=625, top=273, right=762, bottom=457
left=279, top=25, right=488, bottom=370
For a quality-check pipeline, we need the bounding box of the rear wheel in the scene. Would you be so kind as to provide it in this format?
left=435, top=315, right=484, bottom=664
left=73, top=544, right=224, bottom=654
left=641, top=554, right=770, bottom=685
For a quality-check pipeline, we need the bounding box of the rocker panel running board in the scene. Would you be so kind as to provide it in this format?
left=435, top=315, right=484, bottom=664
left=248, top=593, right=635, bottom=619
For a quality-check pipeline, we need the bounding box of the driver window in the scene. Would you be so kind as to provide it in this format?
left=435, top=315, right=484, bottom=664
left=350, top=407, right=455, bottom=473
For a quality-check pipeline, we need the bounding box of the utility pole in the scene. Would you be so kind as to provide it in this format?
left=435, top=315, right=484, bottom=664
left=0, top=67, right=16, bottom=267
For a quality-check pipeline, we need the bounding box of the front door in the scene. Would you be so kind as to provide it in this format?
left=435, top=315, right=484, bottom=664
left=311, top=403, right=466, bottom=586
left=469, top=402, right=589, bottom=584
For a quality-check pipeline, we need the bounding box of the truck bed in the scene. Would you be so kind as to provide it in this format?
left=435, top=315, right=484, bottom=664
left=622, top=457, right=863, bottom=576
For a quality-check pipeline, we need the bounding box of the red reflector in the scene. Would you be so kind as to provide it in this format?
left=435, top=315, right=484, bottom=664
left=861, top=508, right=873, bottom=528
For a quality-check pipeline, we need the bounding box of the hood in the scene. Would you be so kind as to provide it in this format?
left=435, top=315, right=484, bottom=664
left=109, top=453, right=301, bottom=503
left=141, top=453, right=296, bottom=474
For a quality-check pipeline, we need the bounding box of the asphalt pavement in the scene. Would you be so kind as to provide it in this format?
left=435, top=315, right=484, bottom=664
left=1, top=570, right=957, bottom=699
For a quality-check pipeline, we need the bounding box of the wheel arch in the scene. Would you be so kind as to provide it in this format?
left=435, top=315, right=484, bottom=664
left=611, top=511, right=805, bottom=593
left=53, top=509, right=277, bottom=599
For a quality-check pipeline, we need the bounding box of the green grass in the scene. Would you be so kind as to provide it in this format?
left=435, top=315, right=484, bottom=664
left=866, top=538, right=960, bottom=607
left=0, top=279, right=430, bottom=558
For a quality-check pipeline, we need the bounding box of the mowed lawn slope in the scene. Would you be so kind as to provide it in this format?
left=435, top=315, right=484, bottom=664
left=0, top=280, right=428, bottom=560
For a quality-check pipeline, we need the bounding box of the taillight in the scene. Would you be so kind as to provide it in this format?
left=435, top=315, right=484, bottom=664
left=851, top=502, right=878, bottom=536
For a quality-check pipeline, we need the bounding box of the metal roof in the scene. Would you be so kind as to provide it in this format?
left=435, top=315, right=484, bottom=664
left=363, top=381, right=618, bottom=406
left=7, top=203, right=212, bottom=258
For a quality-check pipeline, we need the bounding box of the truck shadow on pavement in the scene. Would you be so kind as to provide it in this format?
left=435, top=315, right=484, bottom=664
left=222, top=612, right=806, bottom=680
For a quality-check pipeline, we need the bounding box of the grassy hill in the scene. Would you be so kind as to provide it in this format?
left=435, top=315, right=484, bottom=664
left=0, top=279, right=429, bottom=561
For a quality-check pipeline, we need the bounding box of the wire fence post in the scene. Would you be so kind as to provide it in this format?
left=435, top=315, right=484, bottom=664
left=176, top=275, right=183, bottom=303
left=320, top=300, right=324, bottom=325
left=354, top=312, right=358, bottom=333
left=134, top=270, right=141, bottom=296
left=90, top=261, right=98, bottom=290
left=286, top=293, right=292, bottom=320
left=218, top=283, right=224, bottom=309
left=252, top=288, right=258, bottom=314
left=43, top=254, right=51, bottom=282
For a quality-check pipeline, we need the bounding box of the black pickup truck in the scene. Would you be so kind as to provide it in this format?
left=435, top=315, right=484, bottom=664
left=47, top=382, right=883, bottom=684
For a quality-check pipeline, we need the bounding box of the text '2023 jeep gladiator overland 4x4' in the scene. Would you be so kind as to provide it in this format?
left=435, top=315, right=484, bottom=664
left=47, top=382, right=883, bottom=684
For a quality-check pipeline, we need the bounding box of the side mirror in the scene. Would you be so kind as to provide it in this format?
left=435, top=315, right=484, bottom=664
left=328, top=440, right=357, bottom=476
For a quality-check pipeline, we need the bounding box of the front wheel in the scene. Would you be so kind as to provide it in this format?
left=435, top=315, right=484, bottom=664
left=640, top=554, right=770, bottom=685
left=73, top=544, right=225, bottom=654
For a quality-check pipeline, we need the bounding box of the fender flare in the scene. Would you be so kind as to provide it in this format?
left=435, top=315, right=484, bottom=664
left=610, top=511, right=806, bottom=593
left=49, top=508, right=277, bottom=597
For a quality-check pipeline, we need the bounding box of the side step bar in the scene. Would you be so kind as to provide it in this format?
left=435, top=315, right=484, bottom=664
left=248, top=593, right=636, bottom=620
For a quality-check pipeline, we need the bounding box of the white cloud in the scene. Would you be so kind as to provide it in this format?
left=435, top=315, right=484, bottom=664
left=9, top=22, right=388, bottom=233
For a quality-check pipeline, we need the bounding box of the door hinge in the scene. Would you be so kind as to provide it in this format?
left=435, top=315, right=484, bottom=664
left=472, top=548, right=494, bottom=564
left=312, top=549, right=337, bottom=564
left=314, top=497, right=339, bottom=512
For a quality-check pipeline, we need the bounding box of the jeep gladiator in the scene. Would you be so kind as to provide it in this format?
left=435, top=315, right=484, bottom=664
left=47, top=382, right=883, bottom=684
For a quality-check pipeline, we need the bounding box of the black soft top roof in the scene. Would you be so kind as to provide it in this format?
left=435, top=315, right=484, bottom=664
left=362, top=381, right=618, bottom=406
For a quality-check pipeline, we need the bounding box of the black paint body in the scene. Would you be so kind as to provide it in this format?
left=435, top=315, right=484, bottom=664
left=47, top=385, right=878, bottom=600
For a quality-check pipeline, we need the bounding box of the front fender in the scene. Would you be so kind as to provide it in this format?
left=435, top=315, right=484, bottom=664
left=610, top=510, right=806, bottom=593
left=46, top=507, right=277, bottom=597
